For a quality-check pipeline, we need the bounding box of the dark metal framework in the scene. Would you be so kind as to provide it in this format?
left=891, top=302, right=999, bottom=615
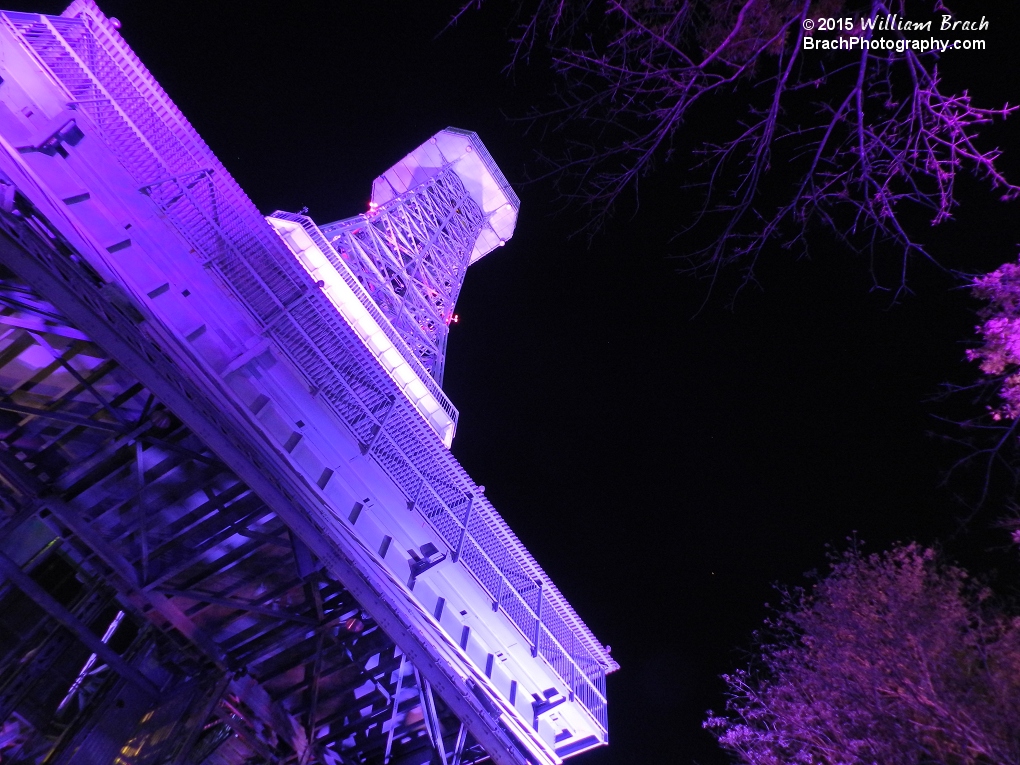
left=0, top=260, right=487, bottom=764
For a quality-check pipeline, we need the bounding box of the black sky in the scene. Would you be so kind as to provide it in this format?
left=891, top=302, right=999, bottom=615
left=16, top=1, right=1020, bottom=763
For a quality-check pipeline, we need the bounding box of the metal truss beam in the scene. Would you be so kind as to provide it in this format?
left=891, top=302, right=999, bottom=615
left=450, top=723, right=469, bottom=765
left=154, top=589, right=319, bottom=625
left=170, top=674, right=233, bottom=765
left=0, top=456, right=227, bottom=664
left=299, top=632, right=326, bottom=765
left=0, top=398, right=219, bottom=472
left=382, top=653, right=407, bottom=764
left=414, top=666, right=448, bottom=765
left=0, top=399, right=121, bottom=431
left=319, top=168, right=485, bottom=384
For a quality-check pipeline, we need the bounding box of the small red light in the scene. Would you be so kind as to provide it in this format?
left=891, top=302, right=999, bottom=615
left=344, top=616, right=364, bottom=633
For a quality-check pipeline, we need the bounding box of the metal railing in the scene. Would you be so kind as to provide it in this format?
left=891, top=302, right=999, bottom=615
left=269, top=210, right=459, bottom=425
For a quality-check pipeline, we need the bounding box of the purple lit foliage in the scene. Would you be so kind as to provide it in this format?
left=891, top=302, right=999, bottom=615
left=968, top=262, right=1020, bottom=421
left=471, top=0, right=1017, bottom=292
left=704, top=543, right=1020, bottom=765
left=950, top=260, right=1020, bottom=503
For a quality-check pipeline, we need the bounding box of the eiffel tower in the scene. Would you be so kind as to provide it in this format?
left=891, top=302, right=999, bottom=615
left=0, top=3, right=615, bottom=764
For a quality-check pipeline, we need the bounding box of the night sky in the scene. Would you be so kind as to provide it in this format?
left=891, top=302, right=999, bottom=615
left=15, top=2, right=1020, bottom=763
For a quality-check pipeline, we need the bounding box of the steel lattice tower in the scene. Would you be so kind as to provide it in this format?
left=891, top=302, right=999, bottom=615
left=315, top=130, right=519, bottom=386
left=0, top=3, right=613, bottom=765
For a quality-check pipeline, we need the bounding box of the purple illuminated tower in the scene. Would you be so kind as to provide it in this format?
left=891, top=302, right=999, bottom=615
left=304, top=129, right=518, bottom=387
left=0, top=3, right=614, bottom=765
left=265, top=130, right=518, bottom=446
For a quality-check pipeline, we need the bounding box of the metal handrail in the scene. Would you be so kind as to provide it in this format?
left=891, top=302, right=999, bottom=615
left=268, top=211, right=458, bottom=424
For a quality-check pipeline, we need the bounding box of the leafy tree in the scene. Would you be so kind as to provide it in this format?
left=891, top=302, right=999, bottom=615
left=933, top=262, right=1020, bottom=501
left=467, top=0, right=1017, bottom=292
left=966, top=262, right=1020, bottom=422
left=704, top=543, right=1020, bottom=765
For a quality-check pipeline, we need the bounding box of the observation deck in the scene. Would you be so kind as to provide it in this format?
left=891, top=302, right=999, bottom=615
left=0, top=2, right=615, bottom=765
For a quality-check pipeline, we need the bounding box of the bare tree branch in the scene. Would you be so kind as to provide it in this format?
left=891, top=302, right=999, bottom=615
left=478, top=0, right=1018, bottom=294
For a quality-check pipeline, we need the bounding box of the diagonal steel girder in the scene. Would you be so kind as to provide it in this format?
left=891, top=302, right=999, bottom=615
left=0, top=548, right=159, bottom=699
